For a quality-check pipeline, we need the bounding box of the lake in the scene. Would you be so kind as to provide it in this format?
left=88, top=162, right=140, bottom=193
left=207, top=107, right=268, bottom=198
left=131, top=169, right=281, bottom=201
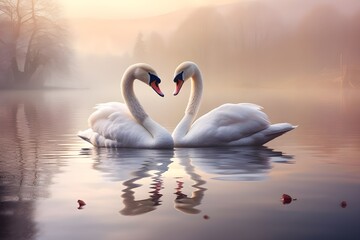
left=0, top=86, right=360, bottom=240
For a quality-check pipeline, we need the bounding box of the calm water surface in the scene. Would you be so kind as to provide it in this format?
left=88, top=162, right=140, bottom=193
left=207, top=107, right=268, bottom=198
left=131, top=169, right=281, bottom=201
left=0, top=87, right=360, bottom=240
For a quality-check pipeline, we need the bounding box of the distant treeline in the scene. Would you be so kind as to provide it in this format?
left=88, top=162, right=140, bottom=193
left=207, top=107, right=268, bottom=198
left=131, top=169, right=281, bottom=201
left=132, top=2, right=360, bottom=86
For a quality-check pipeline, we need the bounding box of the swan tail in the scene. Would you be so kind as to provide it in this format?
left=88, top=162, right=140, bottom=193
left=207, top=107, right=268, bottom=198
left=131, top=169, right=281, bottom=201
left=266, top=123, right=297, bottom=135
left=261, top=123, right=297, bottom=144
left=78, top=129, right=121, bottom=147
left=227, top=123, right=296, bottom=146
left=77, top=129, right=94, bottom=144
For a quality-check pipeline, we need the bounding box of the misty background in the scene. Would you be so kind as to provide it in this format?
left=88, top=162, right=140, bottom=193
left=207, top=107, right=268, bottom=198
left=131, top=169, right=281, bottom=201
left=1, top=0, right=360, bottom=90
left=1, top=2, right=360, bottom=240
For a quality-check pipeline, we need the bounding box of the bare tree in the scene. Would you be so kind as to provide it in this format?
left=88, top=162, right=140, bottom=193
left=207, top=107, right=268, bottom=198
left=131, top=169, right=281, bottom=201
left=0, top=0, right=70, bottom=88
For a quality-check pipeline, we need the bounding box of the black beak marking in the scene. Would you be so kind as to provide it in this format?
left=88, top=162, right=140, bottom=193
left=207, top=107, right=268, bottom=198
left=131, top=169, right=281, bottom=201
left=174, top=71, right=184, bottom=83
left=149, top=72, right=161, bottom=85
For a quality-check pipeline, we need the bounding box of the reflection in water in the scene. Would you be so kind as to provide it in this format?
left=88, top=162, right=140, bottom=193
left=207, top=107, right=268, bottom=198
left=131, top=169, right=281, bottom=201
left=91, top=148, right=174, bottom=181
left=2, top=89, right=359, bottom=239
left=120, top=160, right=169, bottom=216
left=0, top=101, right=39, bottom=240
left=173, top=156, right=206, bottom=214
left=0, top=91, right=81, bottom=240
left=91, top=148, right=173, bottom=216
left=90, top=146, right=292, bottom=216
left=177, top=147, right=293, bottom=181
left=341, top=89, right=360, bottom=127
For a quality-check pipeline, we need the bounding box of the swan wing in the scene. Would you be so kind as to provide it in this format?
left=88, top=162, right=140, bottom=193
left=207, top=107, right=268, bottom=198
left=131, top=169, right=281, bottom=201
left=184, top=103, right=270, bottom=146
left=82, top=102, right=152, bottom=147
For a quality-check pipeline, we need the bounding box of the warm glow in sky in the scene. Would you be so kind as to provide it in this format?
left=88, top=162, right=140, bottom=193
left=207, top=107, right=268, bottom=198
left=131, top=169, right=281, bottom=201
left=61, top=0, right=239, bottom=18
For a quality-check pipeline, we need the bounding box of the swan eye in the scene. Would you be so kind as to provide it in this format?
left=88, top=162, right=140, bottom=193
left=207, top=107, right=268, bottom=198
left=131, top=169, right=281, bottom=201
left=148, top=72, right=161, bottom=85
left=174, top=71, right=184, bottom=82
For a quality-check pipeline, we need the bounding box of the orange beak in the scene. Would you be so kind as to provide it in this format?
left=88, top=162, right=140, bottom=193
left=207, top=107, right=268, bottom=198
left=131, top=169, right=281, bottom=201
left=173, top=80, right=184, bottom=96
left=150, top=81, right=164, bottom=97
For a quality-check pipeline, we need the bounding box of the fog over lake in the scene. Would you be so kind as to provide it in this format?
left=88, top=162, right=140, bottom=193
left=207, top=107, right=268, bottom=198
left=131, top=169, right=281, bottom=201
left=1, top=0, right=360, bottom=239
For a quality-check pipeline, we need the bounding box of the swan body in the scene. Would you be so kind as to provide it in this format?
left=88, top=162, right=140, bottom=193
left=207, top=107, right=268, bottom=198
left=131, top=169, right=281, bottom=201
left=172, top=61, right=296, bottom=147
left=78, top=63, right=174, bottom=149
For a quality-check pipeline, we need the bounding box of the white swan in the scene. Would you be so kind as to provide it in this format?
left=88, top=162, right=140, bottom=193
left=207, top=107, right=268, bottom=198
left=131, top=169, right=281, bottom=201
left=171, top=61, right=296, bottom=147
left=78, top=63, right=174, bottom=149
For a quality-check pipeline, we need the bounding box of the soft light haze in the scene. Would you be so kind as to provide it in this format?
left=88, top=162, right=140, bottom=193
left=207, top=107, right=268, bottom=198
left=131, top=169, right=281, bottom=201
left=63, top=0, right=360, bottom=91
left=1, top=0, right=360, bottom=239
left=62, top=0, right=239, bottom=18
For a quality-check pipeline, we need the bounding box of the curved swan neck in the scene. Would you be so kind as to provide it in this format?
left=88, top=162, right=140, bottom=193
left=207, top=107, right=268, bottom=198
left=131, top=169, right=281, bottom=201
left=185, top=67, right=203, bottom=116
left=121, top=67, right=173, bottom=148
left=173, top=65, right=203, bottom=142
left=121, top=69, right=148, bottom=123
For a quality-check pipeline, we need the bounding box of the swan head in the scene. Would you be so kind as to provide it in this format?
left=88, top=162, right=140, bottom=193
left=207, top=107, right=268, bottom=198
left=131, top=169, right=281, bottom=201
left=133, top=64, right=164, bottom=97
left=148, top=72, right=164, bottom=97
left=173, top=61, right=197, bottom=96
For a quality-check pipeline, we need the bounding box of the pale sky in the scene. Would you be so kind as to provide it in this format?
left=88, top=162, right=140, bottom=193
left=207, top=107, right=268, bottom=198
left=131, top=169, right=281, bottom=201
left=61, top=0, right=239, bottom=18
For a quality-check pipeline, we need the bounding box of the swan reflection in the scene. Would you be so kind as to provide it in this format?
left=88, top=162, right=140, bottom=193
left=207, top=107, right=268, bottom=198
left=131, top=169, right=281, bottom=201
left=120, top=159, right=168, bottom=216
left=90, top=148, right=173, bottom=215
left=175, top=147, right=293, bottom=181
left=173, top=157, right=207, bottom=214
left=89, top=146, right=293, bottom=216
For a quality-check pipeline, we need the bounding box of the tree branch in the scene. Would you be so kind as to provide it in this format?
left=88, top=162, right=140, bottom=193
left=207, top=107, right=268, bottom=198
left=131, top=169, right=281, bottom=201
left=0, top=5, right=12, bottom=17
left=20, top=11, right=33, bottom=22
left=21, top=15, right=32, bottom=24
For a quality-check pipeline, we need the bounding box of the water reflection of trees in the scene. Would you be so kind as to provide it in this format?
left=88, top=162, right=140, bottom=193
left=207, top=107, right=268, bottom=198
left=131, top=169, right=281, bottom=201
left=0, top=91, right=77, bottom=240
left=0, top=95, right=42, bottom=240
left=341, top=89, right=360, bottom=125
left=91, top=147, right=292, bottom=216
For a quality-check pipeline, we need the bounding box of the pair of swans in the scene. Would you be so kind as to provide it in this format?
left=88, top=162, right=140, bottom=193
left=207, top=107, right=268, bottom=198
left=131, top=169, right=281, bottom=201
left=78, top=62, right=296, bottom=148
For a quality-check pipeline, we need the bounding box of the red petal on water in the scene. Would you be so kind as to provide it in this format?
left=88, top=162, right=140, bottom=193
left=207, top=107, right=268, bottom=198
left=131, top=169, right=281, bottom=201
left=77, top=199, right=86, bottom=206
left=203, top=215, right=210, bottom=220
left=281, top=194, right=292, bottom=204
left=340, top=201, right=347, bottom=208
